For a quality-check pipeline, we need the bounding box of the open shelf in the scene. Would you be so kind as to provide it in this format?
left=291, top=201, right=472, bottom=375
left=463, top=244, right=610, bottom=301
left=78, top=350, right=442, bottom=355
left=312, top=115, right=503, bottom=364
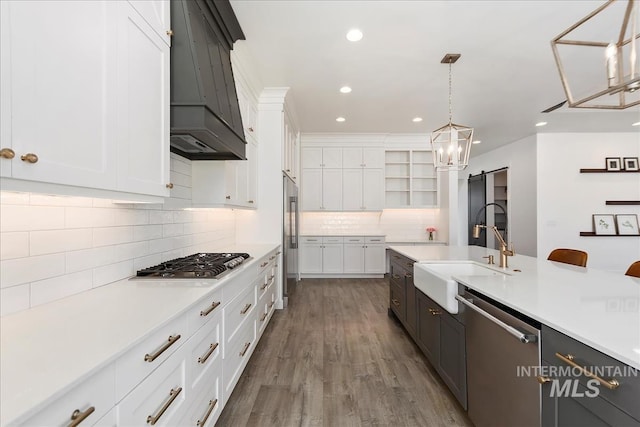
left=605, top=200, right=640, bottom=205
left=579, top=168, right=640, bottom=173
left=580, top=232, right=640, bottom=237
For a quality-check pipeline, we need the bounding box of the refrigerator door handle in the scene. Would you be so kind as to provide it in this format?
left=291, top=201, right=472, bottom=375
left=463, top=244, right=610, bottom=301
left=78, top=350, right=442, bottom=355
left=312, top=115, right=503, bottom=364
left=290, top=196, right=298, bottom=249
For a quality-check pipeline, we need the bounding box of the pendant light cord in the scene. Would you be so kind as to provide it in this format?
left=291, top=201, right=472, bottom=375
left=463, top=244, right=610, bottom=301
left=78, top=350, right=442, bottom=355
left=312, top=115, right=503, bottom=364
left=448, top=60, right=453, bottom=126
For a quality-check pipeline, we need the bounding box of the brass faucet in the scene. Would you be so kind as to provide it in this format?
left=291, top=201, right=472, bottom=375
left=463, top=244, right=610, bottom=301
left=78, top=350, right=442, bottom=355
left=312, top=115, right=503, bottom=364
left=473, top=224, right=515, bottom=268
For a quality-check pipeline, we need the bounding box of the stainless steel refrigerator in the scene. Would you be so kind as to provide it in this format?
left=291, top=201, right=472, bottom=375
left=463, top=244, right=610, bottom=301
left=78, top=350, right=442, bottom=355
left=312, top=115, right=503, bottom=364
left=282, top=173, right=299, bottom=307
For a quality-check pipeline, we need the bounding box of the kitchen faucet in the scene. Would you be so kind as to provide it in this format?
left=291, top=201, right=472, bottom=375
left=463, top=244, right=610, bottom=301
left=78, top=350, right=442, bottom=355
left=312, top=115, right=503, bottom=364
left=473, top=202, right=514, bottom=268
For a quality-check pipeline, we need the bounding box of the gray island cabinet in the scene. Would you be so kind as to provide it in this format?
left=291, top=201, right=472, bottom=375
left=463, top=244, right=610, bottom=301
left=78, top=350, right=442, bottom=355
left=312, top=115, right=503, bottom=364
left=386, top=245, right=640, bottom=427
left=388, top=250, right=467, bottom=409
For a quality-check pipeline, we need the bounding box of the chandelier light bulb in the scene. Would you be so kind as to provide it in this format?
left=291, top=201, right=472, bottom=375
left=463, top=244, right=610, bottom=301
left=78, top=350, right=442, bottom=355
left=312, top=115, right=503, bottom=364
left=606, top=43, right=618, bottom=86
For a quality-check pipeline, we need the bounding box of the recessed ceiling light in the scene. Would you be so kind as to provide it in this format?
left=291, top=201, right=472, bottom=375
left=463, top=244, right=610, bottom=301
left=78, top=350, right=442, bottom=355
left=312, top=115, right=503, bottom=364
left=472, top=140, right=482, bottom=144
left=336, top=117, right=346, bottom=122
left=346, top=29, right=363, bottom=42
left=412, top=117, right=423, bottom=123
left=340, top=86, right=352, bottom=94
left=632, top=121, right=640, bottom=126
left=535, top=121, right=548, bottom=127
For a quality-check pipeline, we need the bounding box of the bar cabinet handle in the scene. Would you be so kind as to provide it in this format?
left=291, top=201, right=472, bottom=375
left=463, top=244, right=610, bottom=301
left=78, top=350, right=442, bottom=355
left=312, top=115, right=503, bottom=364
left=147, top=387, right=182, bottom=425
left=198, top=342, right=219, bottom=364
left=240, top=303, right=252, bottom=314
left=239, top=342, right=251, bottom=356
left=200, top=301, right=221, bottom=317
left=68, top=406, right=95, bottom=427
left=555, top=352, right=620, bottom=390
left=144, top=335, right=181, bottom=362
left=196, top=399, right=218, bottom=427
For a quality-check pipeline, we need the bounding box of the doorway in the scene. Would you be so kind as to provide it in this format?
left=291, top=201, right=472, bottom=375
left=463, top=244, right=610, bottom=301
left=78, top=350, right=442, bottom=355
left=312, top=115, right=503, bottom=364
left=468, top=168, right=509, bottom=249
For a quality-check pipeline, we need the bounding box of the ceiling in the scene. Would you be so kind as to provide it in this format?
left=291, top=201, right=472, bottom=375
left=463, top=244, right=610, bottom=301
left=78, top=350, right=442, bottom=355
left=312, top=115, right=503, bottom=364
left=230, top=0, right=640, bottom=156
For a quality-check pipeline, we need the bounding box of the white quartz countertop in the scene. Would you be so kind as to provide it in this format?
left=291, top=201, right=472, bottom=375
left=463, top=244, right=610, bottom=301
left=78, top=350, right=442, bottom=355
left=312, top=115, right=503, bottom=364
left=0, top=243, right=279, bottom=426
left=388, top=245, right=640, bottom=370
left=300, top=230, right=385, bottom=236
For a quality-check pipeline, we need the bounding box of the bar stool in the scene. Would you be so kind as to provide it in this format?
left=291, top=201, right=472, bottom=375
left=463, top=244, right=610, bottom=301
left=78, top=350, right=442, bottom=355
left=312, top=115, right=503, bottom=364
left=625, top=261, right=640, bottom=278
left=547, top=248, right=588, bottom=267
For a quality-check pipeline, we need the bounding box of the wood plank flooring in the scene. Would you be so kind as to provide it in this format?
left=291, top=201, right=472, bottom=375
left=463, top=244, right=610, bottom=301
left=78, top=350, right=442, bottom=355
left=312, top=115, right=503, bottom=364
left=217, top=278, right=473, bottom=427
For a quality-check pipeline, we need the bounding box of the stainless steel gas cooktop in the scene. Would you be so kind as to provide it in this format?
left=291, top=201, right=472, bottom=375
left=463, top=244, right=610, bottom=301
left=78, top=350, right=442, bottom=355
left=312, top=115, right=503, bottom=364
left=135, top=253, right=251, bottom=279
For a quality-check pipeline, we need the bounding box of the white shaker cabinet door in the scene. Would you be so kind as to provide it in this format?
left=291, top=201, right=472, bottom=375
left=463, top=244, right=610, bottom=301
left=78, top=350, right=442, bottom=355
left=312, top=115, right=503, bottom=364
left=116, top=1, right=170, bottom=197
left=0, top=1, right=12, bottom=178
left=322, top=148, right=342, bottom=168
left=302, top=147, right=322, bottom=168
left=364, top=244, right=386, bottom=274
left=322, top=243, right=344, bottom=274
left=342, top=147, right=363, bottom=168
left=363, top=169, right=384, bottom=211
left=363, top=148, right=384, bottom=168
left=322, top=169, right=343, bottom=211
left=128, top=0, right=171, bottom=46
left=7, top=1, right=118, bottom=189
left=342, top=169, right=363, bottom=211
left=300, top=242, right=322, bottom=273
left=301, top=168, right=322, bottom=210
left=343, top=243, right=365, bottom=273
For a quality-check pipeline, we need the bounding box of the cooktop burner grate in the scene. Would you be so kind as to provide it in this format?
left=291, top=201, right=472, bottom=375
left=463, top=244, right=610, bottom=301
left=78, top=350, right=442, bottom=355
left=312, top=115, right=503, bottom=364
left=136, top=253, right=250, bottom=278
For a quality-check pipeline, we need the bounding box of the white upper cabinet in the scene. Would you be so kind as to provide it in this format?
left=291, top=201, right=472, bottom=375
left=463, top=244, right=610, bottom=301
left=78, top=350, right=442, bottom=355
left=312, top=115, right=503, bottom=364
left=302, top=147, right=342, bottom=169
left=128, top=0, right=171, bottom=46
left=235, top=80, right=258, bottom=142
left=3, top=1, right=118, bottom=190
left=1, top=0, right=170, bottom=199
left=342, top=147, right=384, bottom=169
left=116, top=1, right=170, bottom=197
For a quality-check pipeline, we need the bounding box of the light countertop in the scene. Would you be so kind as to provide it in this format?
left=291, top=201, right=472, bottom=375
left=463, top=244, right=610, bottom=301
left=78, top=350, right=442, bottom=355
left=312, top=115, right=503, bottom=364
left=0, top=243, right=279, bottom=426
left=388, top=245, right=640, bottom=370
left=300, top=230, right=385, bottom=236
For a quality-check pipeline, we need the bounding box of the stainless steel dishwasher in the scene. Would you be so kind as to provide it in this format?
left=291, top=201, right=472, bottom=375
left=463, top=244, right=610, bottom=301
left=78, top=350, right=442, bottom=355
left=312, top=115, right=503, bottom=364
left=456, top=289, right=541, bottom=427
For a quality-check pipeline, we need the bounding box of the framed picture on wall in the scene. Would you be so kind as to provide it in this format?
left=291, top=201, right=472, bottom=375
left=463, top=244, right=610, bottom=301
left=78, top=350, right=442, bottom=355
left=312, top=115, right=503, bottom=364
left=615, top=214, right=640, bottom=235
left=623, top=157, right=639, bottom=171
left=605, top=157, right=622, bottom=171
left=593, top=214, right=617, bottom=235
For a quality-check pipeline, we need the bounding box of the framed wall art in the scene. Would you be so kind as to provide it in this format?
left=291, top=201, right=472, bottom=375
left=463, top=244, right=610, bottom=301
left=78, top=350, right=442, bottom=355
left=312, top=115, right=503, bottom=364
left=605, top=157, right=621, bottom=171
left=593, top=214, right=617, bottom=235
left=615, top=214, right=640, bottom=235
left=623, top=157, right=639, bottom=171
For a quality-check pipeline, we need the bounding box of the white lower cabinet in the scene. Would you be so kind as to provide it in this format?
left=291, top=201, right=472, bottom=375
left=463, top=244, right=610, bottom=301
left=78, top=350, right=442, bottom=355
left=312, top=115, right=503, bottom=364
left=116, top=344, right=188, bottom=426
left=301, top=236, right=386, bottom=277
left=223, top=317, right=256, bottom=398
left=18, top=364, right=115, bottom=427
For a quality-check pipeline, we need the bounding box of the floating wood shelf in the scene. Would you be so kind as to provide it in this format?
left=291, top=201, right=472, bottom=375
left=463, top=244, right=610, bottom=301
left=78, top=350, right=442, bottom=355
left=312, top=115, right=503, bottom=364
left=580, top=232, right=640, bottom=237
left=579, top=168, right=640, bottom=173
left=605, top=200, right=640, bottom=205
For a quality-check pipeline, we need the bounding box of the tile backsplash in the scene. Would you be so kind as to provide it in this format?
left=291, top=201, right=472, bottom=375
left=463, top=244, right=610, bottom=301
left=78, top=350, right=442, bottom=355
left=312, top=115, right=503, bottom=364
left=0, top=155, right=236, bottom=316
left=301, top=209, right=444, bottom=241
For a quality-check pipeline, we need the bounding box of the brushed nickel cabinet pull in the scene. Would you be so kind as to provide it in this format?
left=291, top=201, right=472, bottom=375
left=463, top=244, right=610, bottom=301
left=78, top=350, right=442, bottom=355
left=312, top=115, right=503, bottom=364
left=392, top=274, right=401, bottom=280
left=147, top=387, right=182, bottom=425
left=0, top=148, right=15, bottom=159
left=429, top=308, right=441, bottom=316
left=405, top=273, right=413, bottom=279
left=537, top=375, right=552, bottom=384
left=198, top=342, right=219, bottom=364
left=555, top=352, right=620, bottom=390
left=144, top=335, right=181, bottom=362
left=248, top=127, right=254, bottom=132
left=260, top=282, right=269, bottom=291
left=260, top=312, right=267, bottom=322
left=20, top=153, right=38, bottom=163
left=269, top=301, right=275, bottom=309
left=239, top=342, right=251, bottom=356
left=276, top=251, right=282, bottom=255
left=225, top=195, right=231, bottom=200
left=200, top=301, right=221, bottom=317
left=166, top=183, right=174, bottom=189
left=240, top=303, right=252, bottom=314
left=248, top=200, right=255, bottom=204
left=196, top=399, right=218, bottom=427
left=260, top=262, right=268, bottom=267
left=406, top=262, right=413, bottom=267
left=269, top=255, right=275, bottom=260
left=68, top=406, right=95, bottom=427
left=166, top=29, right=174, bottom=36
left=391, top=298, right=400, bottom=307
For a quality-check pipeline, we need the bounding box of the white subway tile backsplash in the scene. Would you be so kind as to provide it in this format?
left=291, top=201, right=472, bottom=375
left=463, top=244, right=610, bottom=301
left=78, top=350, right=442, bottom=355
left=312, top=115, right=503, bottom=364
left=93, top=226, right=134, bottom=247
left=30, top=229, right=93, bottom=256
left=93, top=260, right=134, bottom=288
left=1, top=205, right=65, bottom=232
left=0, top=254, right=65, bottom=289
left=0, top=156, right=237, bottom=315
left=1, top=284, right=30, bottom=316
left=30, top=270, right=93, bottom=308
left=1, top=232, right=29, bottom=260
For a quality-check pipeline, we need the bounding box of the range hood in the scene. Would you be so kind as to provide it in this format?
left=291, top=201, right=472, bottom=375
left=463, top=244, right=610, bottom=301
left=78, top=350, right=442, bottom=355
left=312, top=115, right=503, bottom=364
left=170, top=0, right=247, bottom=160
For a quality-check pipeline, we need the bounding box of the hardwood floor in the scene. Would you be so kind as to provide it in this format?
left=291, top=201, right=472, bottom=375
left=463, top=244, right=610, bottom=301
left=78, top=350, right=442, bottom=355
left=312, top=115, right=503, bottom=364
left=217, top=278, right=473, bottom=427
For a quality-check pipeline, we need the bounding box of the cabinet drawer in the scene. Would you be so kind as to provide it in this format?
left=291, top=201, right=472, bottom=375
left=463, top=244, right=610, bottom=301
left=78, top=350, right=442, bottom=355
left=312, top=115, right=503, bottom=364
left=344, top=236, right=365, bottom=243
left=365, top=236, right=385, bottom=243
left=115, top=313, right=187, bottom=401
left=390, top=279, right=405, bottom=320
left=300, top=236, right=322, bottom=244
left=542, top=325, right=640, bottom=420
left=117, top=344, right=187, bottom=426
left=224, top=285, right=256, bottom=345
left=179, top=367, right=223, bottom=427
left=187, top=313, right=222, bottom=392
left=224, top=319, right=255, bottom=396
left=389, top=251, right=414, bottom=269
left=322, top=236, right=344, bottom=243
left=187, top=288, right=223, bottom=335
left=19, top=364, right=115, bottom=427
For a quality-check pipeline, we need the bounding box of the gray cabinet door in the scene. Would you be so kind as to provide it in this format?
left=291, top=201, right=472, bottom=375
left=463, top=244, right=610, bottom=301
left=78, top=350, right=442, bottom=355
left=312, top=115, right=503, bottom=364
left=439, top=310, right=467, bottom=410
left=416, top=290, right=440, bottom=367
left=404, top=272, right=417, bottom=339
left=541, top=376, right=640, bottom=427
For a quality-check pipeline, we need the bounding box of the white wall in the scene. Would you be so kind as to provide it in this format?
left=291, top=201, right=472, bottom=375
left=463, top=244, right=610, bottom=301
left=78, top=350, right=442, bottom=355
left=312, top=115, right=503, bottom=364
left=464, top=135, right=538, bottom=256
left=537, top=132, right=640, bottom=272
left=0, top=155, right=236, bottom=316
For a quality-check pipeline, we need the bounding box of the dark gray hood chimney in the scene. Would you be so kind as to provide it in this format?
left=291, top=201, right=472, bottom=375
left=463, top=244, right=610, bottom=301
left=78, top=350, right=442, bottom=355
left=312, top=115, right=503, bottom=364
left=170, top=0, right=247, bottom=160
